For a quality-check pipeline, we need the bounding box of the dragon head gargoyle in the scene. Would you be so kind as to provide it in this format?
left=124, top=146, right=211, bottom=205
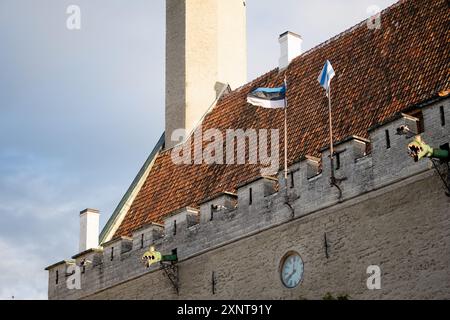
left=142, top=246, right=162, bottom=268
left=408, top=135, right=434, bottom=162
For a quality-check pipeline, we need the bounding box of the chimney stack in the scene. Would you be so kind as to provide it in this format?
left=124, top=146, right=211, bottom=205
left=79, top=208, right=100, bottom=252
left=279, top=31, right=302, bottom=70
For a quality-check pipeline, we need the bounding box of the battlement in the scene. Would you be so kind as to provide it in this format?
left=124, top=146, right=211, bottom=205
left=46, top=99, right=449, bottom=300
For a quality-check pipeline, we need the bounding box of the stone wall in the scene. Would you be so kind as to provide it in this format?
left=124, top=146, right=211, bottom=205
left=84, top=171, right=450, bottom=300
left=47, top=99, right=450, bottom=300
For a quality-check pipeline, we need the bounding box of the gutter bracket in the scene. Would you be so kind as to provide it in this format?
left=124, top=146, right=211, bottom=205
left=430, top=159, right=450, bottom=197
left=161, top=261, right=179, bottom=295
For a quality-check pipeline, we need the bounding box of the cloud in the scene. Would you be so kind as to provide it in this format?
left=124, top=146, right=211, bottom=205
left=0, top=150, right=123, bottom=299
left=0, top=237, right=48, bottom=300
left=246, top=0, right=397, bottom=79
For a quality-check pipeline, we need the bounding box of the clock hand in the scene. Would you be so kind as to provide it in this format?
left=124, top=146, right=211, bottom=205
left=286, top=269, right=297, bottom=282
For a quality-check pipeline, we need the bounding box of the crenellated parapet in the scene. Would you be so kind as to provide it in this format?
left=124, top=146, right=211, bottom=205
left=45, top=98, right=449, bottom=300
left=199, top=192, right=237, bottom=223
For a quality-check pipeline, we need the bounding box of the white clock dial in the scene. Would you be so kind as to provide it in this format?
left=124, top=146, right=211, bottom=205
left=280, top=253, right=304, bottom=288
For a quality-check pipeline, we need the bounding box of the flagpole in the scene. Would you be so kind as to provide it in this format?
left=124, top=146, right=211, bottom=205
left=328, top=86, right=335, bottom=183
left=284, top=77, right=288, bottom=181
left=282, top=76, right=294, bottom=218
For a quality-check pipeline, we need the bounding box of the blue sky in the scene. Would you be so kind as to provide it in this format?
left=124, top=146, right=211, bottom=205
left=0, top=0, right=397, bottom=299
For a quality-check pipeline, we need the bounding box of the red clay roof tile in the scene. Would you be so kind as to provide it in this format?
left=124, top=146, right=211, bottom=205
left=114, top=0, right=449, bottom=238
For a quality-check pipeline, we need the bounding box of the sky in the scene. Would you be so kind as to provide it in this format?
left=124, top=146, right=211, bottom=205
left=0, top=0, right=397, bottom=300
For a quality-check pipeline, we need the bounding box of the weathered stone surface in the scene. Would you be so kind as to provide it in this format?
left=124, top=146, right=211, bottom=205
left=47, top=100, right=450, bottom=300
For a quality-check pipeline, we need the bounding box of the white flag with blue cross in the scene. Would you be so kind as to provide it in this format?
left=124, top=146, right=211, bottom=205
left=318, top=60, right=335, bottom=95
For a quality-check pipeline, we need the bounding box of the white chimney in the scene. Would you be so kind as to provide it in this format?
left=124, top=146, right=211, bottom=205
left=279, top=31, right=302, bottom=70
left=79, top=208, right=100, bottom=252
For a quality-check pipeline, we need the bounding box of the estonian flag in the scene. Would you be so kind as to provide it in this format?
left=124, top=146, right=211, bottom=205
left=318, top=60, right=335, bottom=95
left=247, top=85, right=286, bottom=109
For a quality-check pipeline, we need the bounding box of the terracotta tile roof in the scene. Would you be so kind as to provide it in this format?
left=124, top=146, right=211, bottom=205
left=114, top=0, right=449, bottom=238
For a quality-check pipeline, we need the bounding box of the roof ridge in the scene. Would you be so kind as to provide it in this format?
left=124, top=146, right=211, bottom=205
left=296, top=0, right=403, bottom=61
left=215, top=1, right=403, bottom=99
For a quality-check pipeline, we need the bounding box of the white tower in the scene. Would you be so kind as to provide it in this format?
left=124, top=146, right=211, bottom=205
left=165, top=0, right=247, bottom=149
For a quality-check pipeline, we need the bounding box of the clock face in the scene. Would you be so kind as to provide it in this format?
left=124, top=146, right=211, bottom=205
left=280, top=253, right=304, bottom=288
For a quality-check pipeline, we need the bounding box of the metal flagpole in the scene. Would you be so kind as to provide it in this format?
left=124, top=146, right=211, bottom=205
left=283, top=76, right=294, bottom=218
left=328, top=86, right=336, bottom=184
left=284, top=77, right=289, bottom=181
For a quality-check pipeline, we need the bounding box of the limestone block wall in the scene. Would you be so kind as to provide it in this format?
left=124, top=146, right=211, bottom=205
left=47, top=99, right=450, bottom=300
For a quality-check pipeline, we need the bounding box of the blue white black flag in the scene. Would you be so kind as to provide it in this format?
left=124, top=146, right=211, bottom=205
left=318, top=60, right=335, bottom=94
left=247, top=86, right=286, bottom=109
